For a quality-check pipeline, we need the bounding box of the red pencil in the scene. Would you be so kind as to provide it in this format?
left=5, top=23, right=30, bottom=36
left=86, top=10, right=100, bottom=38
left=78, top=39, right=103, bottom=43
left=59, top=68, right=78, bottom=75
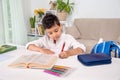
left=61, top=42, right=65, bottom=52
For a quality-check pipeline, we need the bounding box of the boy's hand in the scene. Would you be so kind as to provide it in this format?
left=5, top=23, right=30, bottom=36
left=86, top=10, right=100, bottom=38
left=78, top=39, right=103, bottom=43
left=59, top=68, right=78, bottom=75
left=40, top=48, right=55, bottom=54
left=59, top=51, right=69, bottom=59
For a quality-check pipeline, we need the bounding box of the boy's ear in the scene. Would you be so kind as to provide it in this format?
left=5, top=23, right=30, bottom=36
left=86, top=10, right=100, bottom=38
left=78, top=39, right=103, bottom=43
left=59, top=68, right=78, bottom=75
left=60, top=24, right=63, bottom=29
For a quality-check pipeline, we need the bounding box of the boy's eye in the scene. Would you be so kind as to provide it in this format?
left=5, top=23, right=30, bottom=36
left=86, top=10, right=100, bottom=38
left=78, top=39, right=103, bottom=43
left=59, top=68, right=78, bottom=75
left=54, top=29, right=58, bottom=32
left=48, top=32, right=52, bottom=35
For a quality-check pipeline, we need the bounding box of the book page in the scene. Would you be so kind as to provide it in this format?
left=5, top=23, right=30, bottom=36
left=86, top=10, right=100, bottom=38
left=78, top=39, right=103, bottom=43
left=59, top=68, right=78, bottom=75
left=30, top=54, right=56, bottom=64
left=29, top=54, right=58, bottom=69
left=9, top=55, right=34, bottom=68
left=9, top=54, right=58, bottom=69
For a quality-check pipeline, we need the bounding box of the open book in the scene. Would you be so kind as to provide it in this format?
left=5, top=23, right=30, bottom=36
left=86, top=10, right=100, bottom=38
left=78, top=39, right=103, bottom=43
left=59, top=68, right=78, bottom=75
left=9, top=54, right=58, bottom=69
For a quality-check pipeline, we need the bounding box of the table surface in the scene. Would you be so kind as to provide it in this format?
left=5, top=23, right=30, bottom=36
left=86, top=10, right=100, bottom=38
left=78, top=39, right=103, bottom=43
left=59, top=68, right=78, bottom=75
left=0, top=46, right=120, bottom=80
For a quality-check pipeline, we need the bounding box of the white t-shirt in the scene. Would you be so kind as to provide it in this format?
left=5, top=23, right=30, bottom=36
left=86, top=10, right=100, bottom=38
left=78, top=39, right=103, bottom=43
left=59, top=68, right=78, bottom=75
left=26, top=33, right=86, bottom=54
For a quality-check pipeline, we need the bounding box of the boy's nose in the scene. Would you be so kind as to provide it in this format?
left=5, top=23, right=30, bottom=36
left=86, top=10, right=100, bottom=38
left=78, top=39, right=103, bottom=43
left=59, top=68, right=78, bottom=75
left=52, top=33, right=56, bottom=38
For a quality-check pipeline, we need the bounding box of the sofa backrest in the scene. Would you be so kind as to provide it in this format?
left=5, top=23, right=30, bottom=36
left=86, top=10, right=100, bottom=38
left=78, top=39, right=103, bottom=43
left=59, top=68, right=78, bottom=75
left=73, top=18, right=120, bottom=41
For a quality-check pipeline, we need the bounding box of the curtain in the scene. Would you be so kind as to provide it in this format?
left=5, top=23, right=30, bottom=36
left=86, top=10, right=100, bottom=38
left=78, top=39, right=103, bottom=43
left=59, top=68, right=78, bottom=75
left=2, top=0, right=27, bottom=45
left=0, top=0, right=5, bottom=44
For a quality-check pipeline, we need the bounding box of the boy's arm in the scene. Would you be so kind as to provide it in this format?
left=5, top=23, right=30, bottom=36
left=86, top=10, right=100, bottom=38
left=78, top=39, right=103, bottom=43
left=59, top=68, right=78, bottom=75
left=27, top=44, right=54, bottom=54
left=27, top=44, right=42, bottom=52
left=59, top=47, right=84, bottom=59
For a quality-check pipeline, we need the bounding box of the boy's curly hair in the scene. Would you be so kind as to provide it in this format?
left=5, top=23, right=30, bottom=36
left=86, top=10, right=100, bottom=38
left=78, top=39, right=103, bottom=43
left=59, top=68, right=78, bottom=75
left=42, top=13, right=60, bottom=29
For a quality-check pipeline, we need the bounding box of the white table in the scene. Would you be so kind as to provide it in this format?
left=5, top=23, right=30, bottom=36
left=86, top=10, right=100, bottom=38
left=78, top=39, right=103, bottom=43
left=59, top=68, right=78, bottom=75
left=0, top=46, right=120, bottom=80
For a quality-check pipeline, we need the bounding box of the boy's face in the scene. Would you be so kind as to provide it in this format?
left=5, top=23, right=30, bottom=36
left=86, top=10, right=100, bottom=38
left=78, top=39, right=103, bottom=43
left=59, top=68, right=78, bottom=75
left=45, top=23, right=62, bottom=41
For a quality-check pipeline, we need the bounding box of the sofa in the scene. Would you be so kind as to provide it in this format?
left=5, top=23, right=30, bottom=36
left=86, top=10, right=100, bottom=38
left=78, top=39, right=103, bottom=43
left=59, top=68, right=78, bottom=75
left=65, top=18, right=120, bottom=53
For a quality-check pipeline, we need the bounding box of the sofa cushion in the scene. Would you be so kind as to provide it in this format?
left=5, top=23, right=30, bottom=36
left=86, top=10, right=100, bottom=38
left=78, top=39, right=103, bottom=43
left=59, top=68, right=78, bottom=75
left=74, top=19, right=100, bottom=40
left=74, top=19, right=120, bottom=41
left=77, top=39, right=98, bottom=53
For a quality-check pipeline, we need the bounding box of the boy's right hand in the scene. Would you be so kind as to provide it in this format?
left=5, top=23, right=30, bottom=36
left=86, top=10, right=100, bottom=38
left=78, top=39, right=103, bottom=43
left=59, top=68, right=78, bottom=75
left=40, top=48, right=55, bottom=54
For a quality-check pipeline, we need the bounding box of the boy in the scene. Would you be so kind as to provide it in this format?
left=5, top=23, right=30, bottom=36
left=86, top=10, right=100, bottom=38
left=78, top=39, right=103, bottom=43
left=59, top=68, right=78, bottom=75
left=26, top=13, right=86, bottom=59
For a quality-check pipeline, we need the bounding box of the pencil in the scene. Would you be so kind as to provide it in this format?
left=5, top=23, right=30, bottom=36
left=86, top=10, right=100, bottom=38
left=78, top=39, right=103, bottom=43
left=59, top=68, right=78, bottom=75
left=61, top=42, right=65, bottom=52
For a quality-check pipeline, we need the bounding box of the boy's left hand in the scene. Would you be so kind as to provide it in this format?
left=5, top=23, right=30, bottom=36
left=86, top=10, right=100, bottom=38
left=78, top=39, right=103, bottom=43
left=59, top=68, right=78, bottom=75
left=59, top=51, right=69, bottom=59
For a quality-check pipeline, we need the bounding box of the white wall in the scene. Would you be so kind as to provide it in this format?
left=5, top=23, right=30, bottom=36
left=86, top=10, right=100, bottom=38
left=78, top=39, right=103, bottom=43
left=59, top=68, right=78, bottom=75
left=29, top=0, right=120, bottom=25
left=30, top=0, right=50, bottom=15
left=73, top=0, right=120, bottom=19
left=29, top=0, right=120, bottom=18
left=22, top=0, right=120, bottom=30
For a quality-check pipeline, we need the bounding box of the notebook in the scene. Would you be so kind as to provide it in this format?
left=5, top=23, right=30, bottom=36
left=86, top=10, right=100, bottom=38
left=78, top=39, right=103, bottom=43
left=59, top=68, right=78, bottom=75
left=0, top=45, right=17, bottom=54
left=77, top=53, right=111, bottom=66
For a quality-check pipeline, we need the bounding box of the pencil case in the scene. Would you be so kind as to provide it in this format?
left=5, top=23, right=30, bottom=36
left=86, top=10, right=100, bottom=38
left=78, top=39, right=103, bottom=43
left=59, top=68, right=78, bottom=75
left=77, top=53, right=111, bottom=66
